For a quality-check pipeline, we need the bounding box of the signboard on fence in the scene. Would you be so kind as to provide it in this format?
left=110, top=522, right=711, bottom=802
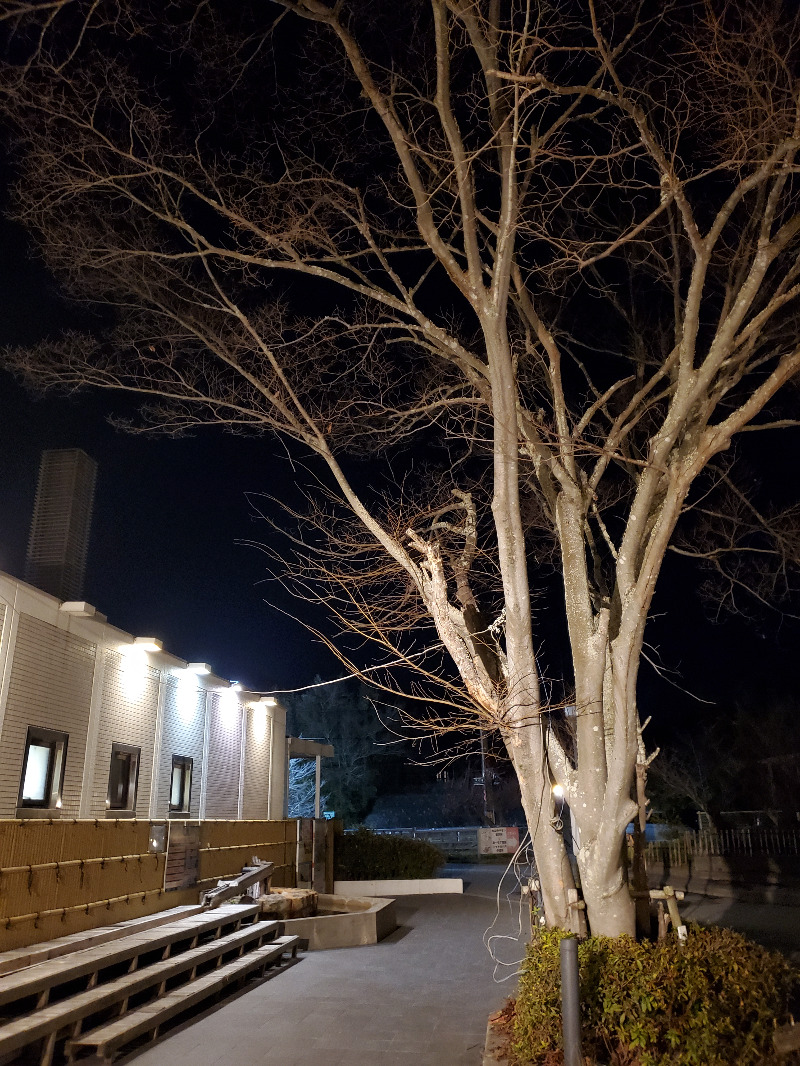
left=478, top=826, right=520, bottom=855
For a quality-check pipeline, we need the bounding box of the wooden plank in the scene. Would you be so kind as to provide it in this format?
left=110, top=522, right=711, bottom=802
left=0, top=920, right=283, bottom=1058
left=0, top=906, right=203, bottom=977
left=0, top=904, right=260, bottom=1007
left=69, top=936, right=300, bottom=1060
left=201, top=861, right=273, bottom=908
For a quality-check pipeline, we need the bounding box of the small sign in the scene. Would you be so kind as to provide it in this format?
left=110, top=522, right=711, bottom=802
left=164, top=822, right=200, bottom=890
left=478, top=826, right=520, bottom=855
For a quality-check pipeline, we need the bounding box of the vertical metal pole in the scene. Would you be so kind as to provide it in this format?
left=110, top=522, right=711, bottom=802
left=314, top=755, right=321, bottom=819
left=560, top=936, right=582, bottom=1066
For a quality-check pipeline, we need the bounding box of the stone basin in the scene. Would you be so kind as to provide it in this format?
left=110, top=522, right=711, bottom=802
left=261, top=892, right=397, bottom=950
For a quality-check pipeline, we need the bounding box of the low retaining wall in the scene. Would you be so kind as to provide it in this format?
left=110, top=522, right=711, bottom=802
left=282, top=894, right=397, bottom=950
left=648, top=854, right=800, bottom=906
left=334, top=877, right=463, bottom=896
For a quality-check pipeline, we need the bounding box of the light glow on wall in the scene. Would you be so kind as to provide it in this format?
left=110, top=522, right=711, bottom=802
left=250, top=700, right=269, bottom=742
left=119, top=645, right=149, bottom=701
left=175, top=669, right=199, bottom=723
left=219, top=685, right=241, bottom=729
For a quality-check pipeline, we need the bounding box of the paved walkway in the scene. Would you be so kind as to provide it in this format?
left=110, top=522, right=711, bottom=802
left=120, top=864, right=527, bottom=1066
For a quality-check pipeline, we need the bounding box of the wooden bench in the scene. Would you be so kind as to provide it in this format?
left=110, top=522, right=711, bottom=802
left=0, top=903, right=261, bottom=1011
left=0, top=918, right=284, bottom=1065
left=66, top=934, right=301, bottom=1063
left=0, top=906, right=204, bottom=978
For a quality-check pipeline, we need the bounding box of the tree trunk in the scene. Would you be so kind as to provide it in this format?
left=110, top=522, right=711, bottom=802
left=579, top=849, right=636, bottom=937
left=510, top=738, right=575, bottom=929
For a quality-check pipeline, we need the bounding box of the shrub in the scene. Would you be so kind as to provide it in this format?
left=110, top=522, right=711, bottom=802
left=512, top=925, right=798, bottom=1065
left=335, top=828, right=445, bottom=880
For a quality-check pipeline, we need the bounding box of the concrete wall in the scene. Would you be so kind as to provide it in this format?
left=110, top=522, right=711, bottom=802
left=649, top=853, right=800, bottom=905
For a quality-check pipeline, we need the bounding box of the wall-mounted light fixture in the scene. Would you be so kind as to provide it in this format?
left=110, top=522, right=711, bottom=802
left=186, top=663, right=211, bottom=675
left=134, top=637, right=163, bottom=653
left=59, top=601, right=104, bottom=619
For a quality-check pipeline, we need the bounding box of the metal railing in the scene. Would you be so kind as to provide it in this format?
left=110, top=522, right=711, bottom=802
left=369, top=824, right=800, bottom=866
left=646, top=827, right=800, bottom=867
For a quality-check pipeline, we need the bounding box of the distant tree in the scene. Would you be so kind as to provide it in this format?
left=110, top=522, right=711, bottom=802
left=648, top=724, right=738, bottom=830
left=286, top=681, right=387, bottom=825
left=649, top=698, right=800, bottom=828
left=3, top=0, right=800, bottom=935
left=287, top=755, right=318, bottom=819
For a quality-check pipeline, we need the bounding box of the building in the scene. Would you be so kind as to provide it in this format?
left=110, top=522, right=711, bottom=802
left=25, top=448, right=97, bottom=601
left=0, top=570, right=286, bottom=820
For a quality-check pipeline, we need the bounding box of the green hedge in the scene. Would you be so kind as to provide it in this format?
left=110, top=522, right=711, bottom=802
left=513, top=925, right=798, bottom=1066
left=335, top=828, right=445, bottom=880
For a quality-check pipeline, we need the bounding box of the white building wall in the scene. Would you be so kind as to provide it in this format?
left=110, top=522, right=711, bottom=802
left=241, top=703, right=271, bottom=819
left=0, top=571, right=290, bottom=824
left=87, top=649, right=161, bottom=818
left=203, top=691, right=243, bottom=819
left=268, top=702, right=287, bottom=819
left=155, top=674, right=206, bottom=819
left=0, top=613, right=95, bottom=817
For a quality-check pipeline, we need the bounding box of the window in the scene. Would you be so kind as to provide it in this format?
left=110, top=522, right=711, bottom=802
left=106, top=743, right=140, bottom=813
left=169, top=755, right=193, bottom=814
left=19, top=727, right=68, bottom=810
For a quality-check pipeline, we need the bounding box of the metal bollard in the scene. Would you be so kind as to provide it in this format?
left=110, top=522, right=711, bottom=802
left=560, top=936, right=582, bottom=1066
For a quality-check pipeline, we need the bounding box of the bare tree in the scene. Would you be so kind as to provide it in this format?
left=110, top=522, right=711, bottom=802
left=3, top=0, right=800, bottom=936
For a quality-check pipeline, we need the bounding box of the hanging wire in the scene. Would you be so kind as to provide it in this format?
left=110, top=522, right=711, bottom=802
left=482, top=830, right=542, bottom=983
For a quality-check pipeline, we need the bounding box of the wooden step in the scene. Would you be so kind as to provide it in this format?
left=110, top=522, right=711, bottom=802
left=0, top=919, right=284, bottom=1060
left=67, top=935, right=301, bottom=1062
left=0, top=904, right=260, bottom=1010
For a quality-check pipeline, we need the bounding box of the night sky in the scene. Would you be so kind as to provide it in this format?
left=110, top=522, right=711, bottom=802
left=0, top=212, right=341, bottom=692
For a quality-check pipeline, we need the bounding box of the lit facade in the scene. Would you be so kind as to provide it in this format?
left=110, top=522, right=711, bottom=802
left=0, top=571, right=286, bottom=820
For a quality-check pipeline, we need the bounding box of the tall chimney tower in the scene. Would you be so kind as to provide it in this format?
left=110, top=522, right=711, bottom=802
left=25, top=448, right=97, bottom=601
